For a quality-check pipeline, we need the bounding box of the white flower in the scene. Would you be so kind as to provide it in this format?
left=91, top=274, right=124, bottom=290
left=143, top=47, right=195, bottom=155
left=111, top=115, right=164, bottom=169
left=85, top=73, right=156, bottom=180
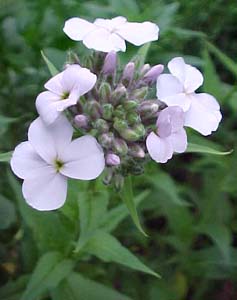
left=36, top=64, right=97, bottom=125
left=146, top=106, right=187, bottom=163
left=156, top=57, right=222, bottom=136
left=10, top=116, right=105, bottom=211
left=63, top=16, right=159, bottom=53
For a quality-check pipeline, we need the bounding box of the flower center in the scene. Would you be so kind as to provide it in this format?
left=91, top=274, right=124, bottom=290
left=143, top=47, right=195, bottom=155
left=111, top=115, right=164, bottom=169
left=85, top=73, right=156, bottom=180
left=61, top=91, right=70, bottom=100
left=54, top=159, right=64, bottom=172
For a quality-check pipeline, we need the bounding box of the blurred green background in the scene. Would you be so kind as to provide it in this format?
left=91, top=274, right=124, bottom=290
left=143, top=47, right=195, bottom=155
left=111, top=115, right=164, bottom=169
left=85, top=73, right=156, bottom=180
left=1, top=0, right=237, bottom=299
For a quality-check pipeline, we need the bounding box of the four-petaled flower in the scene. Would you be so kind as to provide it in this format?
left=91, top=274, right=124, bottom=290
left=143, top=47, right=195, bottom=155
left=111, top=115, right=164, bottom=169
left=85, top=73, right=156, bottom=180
left=10, top=116, right=105, bottom=211
left=146, top=106, right=187, bottom=163
left=156, top=57, right=222, bottom=135
left=36, top=64, right=97, bottom=125
left=63, top=16, right=159, bottom=53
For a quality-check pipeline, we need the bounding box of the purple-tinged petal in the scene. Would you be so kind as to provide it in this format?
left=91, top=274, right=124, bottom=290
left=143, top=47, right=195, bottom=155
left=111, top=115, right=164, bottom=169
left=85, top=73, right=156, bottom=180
left=162, top=93, right=191, bottom=112
left=63, top=17, right=96, bottom=41
left=28, top=116, right=73, bottom=163
left=22, top=168, right=67, bottom=211
left=146, top=132, right=173, bottom=163
left=169, top=128, right=187, bottom=153
left=36, top=91, right=61, bottom=125
left=44, top=72, right=64, bottom=96
left=184, top=93, right=222, bottom=135
left=156, top=74, right=184, bottom=99
left=157, top=106, right=185, bottom=133
left=117, top=21, right=159, bottom=46
left=10, top=141, right=48, bottom=180
left=60, top=135, right=105, bottom=180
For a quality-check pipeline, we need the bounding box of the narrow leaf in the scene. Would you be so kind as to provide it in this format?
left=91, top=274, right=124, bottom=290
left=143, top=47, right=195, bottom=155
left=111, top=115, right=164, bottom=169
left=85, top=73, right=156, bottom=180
left=121, top=176, right=147, bottom=236
left=132, top=43, right=151, bottom=70
left=84, top=231, right=160, bottom=278
left=186, top=143, right=232, bottom=156
left=0, top=151, right=12, bottom=162
left=21, top=252, right=73, bottom=300
left=41, top=50, right=59, bottom=76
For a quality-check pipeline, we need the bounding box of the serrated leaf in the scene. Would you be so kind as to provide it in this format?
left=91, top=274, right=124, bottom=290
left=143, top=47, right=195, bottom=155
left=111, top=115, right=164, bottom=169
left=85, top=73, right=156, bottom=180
left=120, top=176, right=147, bottom=236
left=51, top=272, right=132, bottom=300
left=84, top=231, right=159, bottom=278
left=0, top=151, right=12, bottom=162
left=186, top=143, right=232, bottom=156
left=41, top=50, right=59, bottom=76
left=21, top=252, right=74, bottom=300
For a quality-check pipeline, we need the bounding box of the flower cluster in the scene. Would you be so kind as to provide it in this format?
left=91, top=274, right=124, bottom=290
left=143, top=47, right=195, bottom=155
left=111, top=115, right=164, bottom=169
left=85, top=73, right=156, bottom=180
left=11, top=16, right=222, bottom=210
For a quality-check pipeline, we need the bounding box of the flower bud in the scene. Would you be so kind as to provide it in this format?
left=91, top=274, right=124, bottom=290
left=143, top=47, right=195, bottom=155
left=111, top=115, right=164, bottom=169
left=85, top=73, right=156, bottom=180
left=102, top=103, right=114, bottom=120
left=112, top=138, right=128, bottom=156
left=138, top=100, right=159, bottom=119
left=98, top=132, right=114, bottom=148
left=140, top=64, right=151, bottom=76
left=111, top=84, right=127, bottom=105
left=126, top=112, right=140, bottom=125
left=99, top=82, right=112, bottom=103
left=122, top=62, right=135, bottom=87
left=102, top=51, right=117, bottom=75
left=74, top=114, right=89, bottom=129
left=132, top=86, right=148, bottom=100
left=93, top=118, right=109, bottom=133
left=128, top=143, right=145, bottom=158
left=123, top=100, right=138, bottom=111
left=143, top=64, right=164, bottom=84
left=133, top=124, right=146, bottom=137
left=113, top=118, right=128, bottom=132
left=113, top=105, right=125, bottom=119
left=106, top=153, right=121, bottom=166
left=84, top=100, right=101, bottom=120
left=120, top=128, right=140, bottom=142
left=130, top=164, right=144, bottom=175
left=114, top=174, right=124, bottom=190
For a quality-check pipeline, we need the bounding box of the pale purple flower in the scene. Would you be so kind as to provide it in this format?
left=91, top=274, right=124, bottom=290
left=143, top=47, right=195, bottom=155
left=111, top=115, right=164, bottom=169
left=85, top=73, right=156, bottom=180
left=106, top=153, right=121, bottom=166
left=10, top=116, right=105, bottom=211
left=63, top=16, right=159, bottom=53
left=36, top=64, right=97, bottom=125
left=146, top=106, right=187, bottom=163
left=156, top=57, right=222, bottom=136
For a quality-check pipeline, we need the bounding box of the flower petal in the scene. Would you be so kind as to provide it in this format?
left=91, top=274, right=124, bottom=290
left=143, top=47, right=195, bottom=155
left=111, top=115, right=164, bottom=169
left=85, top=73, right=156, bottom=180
left=162, top=93, right=192, bottom=112
left=62, top=65, right=97, bottom=96
left=63, top=17, right=96, bottom=41
left=157, top=106, right=185, bottom=135
left=60, top=135, right=105, bottom=180
left=156, top=74, right=184, bottom=99
left=184, top=93, right=222, bottom=135
left=83, top=28, right=125, bottom=52
left=169, top=128, right=187, bottom=153
left=10, top=141, right=48, bottom=179
left=44, top=72, right=64, bottom=96
left=168, top=57, right=186, bottom=84
left=36, top=91, right=61, bottom=125
left=117, top=21, right=159, bottom=46
left=146, top=132, right=173, bottom=163
left=22, top=168, right=67, bottom=211
left=28, top=116, right=73, bottom=163
left=94, top=16, right=127, bottom=30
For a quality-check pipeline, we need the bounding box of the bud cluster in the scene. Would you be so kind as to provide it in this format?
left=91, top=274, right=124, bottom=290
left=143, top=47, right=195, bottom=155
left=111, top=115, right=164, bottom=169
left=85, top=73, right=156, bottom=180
left=66, top=51, right=163, bottom=187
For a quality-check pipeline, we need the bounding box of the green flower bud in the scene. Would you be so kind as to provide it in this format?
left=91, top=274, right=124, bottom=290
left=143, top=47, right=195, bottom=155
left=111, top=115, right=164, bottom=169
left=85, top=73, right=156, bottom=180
left=119, top=128, right=140, bottom=142
left=138, top=100, right=159, bottom=119
left=113, top=105, right=125, bottom=119
left=113, top=118, right=128, bottom=132
left=130, top=164, right=144, bottom=175
left=128, top=143, right=145, bottom=158
left=84, top=100, right=101, bottom=120
left=123, top=100, right=138, bottom=111
left=133, top=124, right=146, bottom=137
left=98, top=132, right=114, bottom=148
left=99, top=82, right=112, bottom=103
left=111, top=84, right=127, bottom=105
left=102, top=103, right=114, bottom=120
left=132, top=86, right=148, bottom=100
left=93, top=118, right=109, bottom=133
left=112, top=138, right=128, bottom=156
left=126, top=112, right=140, bottom=125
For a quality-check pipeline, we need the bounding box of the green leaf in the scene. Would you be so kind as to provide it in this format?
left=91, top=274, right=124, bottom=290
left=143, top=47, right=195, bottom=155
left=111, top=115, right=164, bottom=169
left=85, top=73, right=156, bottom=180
left=0, top=151, right=12, bottom=162
left=132, top=43, right=151, bottom=70
left=0, top=275, right=29, bottom=300
left=84, top=231, right=160, bottom=278
left=21, top=252, right=74, bottom=300
left=51, top=272, right=132, bottom=300
left=101, top=189, right=150, bottom=233
left=0, top=194, right=16, bottom=229
left=206, top=41, right=237, bottom=78
left=41, top=50, right=59, bottom=76
left=120, top=176, right=147, bottom=236
left=0, top=115, right=18, bottom=135
left=186, top=143, right=232, bottom=156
